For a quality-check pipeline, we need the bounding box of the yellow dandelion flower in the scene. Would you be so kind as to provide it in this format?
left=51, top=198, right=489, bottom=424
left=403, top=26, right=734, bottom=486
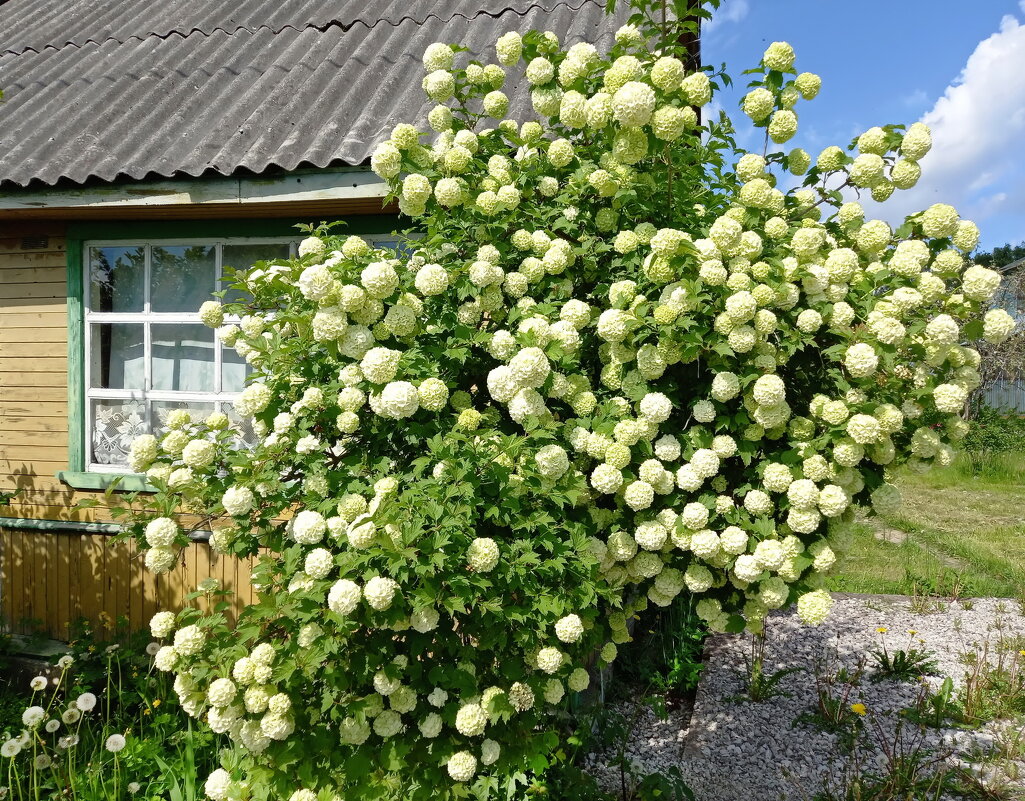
left=907, top=629, right=917, bottom=635
left=876, top=627, right=888, bottom=634
left=850, top=703, right=867, bottom=716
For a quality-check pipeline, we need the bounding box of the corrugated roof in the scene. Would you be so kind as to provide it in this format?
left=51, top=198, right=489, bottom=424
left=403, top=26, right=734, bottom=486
left=0, top=0, right=628, bottom=189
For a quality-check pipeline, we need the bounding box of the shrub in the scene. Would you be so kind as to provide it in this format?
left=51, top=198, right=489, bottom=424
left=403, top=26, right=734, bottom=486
left=113, top=1, right=1011, bottom=797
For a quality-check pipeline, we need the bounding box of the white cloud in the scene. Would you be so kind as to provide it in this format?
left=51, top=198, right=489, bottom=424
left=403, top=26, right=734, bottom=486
left=869, top=13, right=1025, bottom=224
left=704, top=0, right=749, bottom=32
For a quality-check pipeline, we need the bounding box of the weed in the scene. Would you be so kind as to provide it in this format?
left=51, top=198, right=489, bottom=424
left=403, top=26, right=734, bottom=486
left=901, top=677, right=969, bottom=729
left=739, top=633, right=801, bottom=702
left=869, top=628, right=939, bottom=683
left=959, top=641, right=1025, bottom=724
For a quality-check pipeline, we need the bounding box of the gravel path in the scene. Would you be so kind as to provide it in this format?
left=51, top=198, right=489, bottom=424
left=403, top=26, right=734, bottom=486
left=587, top=594, right=1025, bottom=800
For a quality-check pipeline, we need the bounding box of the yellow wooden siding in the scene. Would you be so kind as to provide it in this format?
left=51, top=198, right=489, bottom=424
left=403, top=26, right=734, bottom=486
left=0, top=227, right=254, bottom=638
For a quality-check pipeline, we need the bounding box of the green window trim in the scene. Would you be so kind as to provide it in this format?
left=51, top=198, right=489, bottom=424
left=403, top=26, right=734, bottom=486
left=62, top=214, right=399, bottom=489
left=55, top=471, right=154, bottom=493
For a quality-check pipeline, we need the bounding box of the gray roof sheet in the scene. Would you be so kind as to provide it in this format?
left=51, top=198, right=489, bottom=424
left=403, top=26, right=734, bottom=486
left=0, top=0, right=627, bottom=188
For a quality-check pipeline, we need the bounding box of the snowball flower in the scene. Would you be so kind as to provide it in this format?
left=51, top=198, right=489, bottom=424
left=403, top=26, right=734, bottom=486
left=844, top=343, right=878, bottom=378
left=796, top=590, right=834, bottom=625
left=222, top=485, right=254, bottom=517
left=327, top=579, right=361, bottom=615
left=456, top=703, right=488, bottom=737
left=612, top=81, right=656, bottom=127
left=467, top=537, right=500, bottom=572
left=204, top=769, right=232, bottom=801
left=364, top=576, right=399, bottom=610
left=448, top=751, right=477, bottom=782
left=555, top=614, right=584, bottom=643
left=150, top=610, right=175, bottom=639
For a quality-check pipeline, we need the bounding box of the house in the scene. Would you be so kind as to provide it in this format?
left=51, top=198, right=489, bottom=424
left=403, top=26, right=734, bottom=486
left=0, top=0, right=630, bottom=638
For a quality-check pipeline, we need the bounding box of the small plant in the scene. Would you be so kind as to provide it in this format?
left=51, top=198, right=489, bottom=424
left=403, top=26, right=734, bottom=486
left=805, top=708, right=963, bottom=801
left=793, top=647, right=866, bottom=749
left=739, top=633, right=801, bottom=703
left=901, top=677, right=969, bottom=729
left=610, top=596, right=708, bottom=701
left=870, top=632, right=939, bottom=684
left=958, top=641, right=1025, bottom=724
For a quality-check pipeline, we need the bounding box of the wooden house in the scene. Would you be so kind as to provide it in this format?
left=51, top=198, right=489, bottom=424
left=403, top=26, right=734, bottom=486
left=0, top=0, right=626, bottom=638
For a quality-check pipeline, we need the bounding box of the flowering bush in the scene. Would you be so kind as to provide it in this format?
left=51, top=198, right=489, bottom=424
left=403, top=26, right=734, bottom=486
left=116, top=2, right=1012, bottom=798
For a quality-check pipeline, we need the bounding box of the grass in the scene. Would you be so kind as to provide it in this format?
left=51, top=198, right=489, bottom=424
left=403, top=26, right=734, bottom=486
left=827, top=453, right=1025, bottom=599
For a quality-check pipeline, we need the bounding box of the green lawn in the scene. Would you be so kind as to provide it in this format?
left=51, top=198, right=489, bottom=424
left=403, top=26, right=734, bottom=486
left=827, top=453, right=1025, bottom=599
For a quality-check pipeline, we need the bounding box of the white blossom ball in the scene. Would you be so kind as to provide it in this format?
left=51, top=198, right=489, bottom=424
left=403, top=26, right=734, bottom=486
left=639, top=392, right=673, bottom=423
left=690, top=449, right=720, bottom=479
left=962, top=265, right=1001, bottom=302
left=304, top=548, right=334, bottom=580
left=536, top=647, right=563, bottom=674
left=720, top=526, right=748, bottom=555
left=846, top=414, right=881, bottom=444
left=509, top=347, right=551, bottom=388
left=635, top=521, right=668, bottom=551
left=204, top=769, right=232, bottom=801
left=933, top=383, right=968, bottom=413
left=532, top=444, right=568, bottom=481
left=797, top=589, right=834, bottom=625
left=921, top=203, right=960, bottom=239
left=455, top=703, right=488, bottom=737
left=623, top=480, right=655, bottom=511
left=983, top=309, right=1015, bottom=344
left=590, top=464, right=624, bottom=495
left=414, top=263, right=449, bottom=296
left=844, top=343, right=878, bottom=378
left=744, top=489, right=772, bottom=515
left=555, top=614, right=584, bottom=643
left=292, top=510, right=326, bottom=545
left=467, top=537, right=500, bottom=572
left=376, top=381, right=420, bottom=419
left=326, top=579, right=361, bottom=616
left=654, top=434, right=681, bottom=461
left=448, top=751, right=477, bottom=782
left=711, top=372, right=741, bottom=401
left=817, top=485, right=850, bottom=517
left=145, top=547, right=177, bottom=574
left=364, top=576, right=399, bottom=610
left=676, top=501, right=710, bottom=533
left=693, top=400, right=716, bottom=423
left=417, top=378, right=449, bottom=412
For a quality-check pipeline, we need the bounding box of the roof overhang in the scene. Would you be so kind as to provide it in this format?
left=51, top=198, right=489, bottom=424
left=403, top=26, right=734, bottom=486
left=0, top=167, right=393, bottom=220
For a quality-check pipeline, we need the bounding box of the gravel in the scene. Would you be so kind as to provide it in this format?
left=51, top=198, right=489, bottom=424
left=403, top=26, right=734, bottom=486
left=586, top=594, right=1025, bottom=800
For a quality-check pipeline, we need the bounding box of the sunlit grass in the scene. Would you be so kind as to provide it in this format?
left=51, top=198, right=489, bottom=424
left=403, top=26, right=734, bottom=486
left=828, top=453, right=1025, bottom=599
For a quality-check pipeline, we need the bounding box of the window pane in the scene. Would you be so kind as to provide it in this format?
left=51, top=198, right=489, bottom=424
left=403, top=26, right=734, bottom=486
left=153, top=400, right=215, bottom=434
left=224, top=402, right=257, bottom=446
left=90, top=323, right=144, bottom=389
left=221, top=344, right=251, bottom=393
left=221, top=243, right=290, bottom=303
left=89, top=246, right=145, bottom=313
left=151, top=245, right=216, bottom=313
left=91, top=399, right=146, bottom=467
left=151, top=323, right=215, bottom=392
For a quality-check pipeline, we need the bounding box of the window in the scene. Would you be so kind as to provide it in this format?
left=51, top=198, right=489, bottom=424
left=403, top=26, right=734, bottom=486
left=83, top=238, right=293, bottom=470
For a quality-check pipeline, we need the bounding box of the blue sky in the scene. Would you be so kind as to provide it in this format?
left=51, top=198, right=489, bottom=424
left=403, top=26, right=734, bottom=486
left=702, top=0, right=1025, bottom=252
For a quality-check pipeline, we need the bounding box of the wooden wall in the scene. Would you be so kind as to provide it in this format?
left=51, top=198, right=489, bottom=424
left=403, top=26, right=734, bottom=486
left=0, top=224, right=254, bottom=638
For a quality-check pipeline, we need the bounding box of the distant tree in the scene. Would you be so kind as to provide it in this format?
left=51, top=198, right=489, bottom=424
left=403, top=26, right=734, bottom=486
left=975, top=241, right=1025, bottom=272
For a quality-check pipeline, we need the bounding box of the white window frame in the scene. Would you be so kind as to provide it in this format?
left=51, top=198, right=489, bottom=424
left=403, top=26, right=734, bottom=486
left=82, top=233, right=401, bottom=473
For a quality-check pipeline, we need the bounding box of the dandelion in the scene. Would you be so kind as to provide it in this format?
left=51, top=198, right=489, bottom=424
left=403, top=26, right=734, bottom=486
left=57, top=655, right=74, bottom=669
left=29, top=676, right=47, bottom=692
left=33, top=754, right=51, bottom=770
left=45, top=719, right=60, bottom=733
left=127, top=783, right=142, bottom=795
left=850, top=703, right=867, bottom=716
left=105, top=734, right=127, bottom=753
left=21, top=706, right=45, bottom=727
left=145, top=642, right=161, bottom=656
left=0, top=740, right=20, bottom=758
left=876, top=627, right=887, bottom=634
left=75, top=692, right=98, bottom=712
